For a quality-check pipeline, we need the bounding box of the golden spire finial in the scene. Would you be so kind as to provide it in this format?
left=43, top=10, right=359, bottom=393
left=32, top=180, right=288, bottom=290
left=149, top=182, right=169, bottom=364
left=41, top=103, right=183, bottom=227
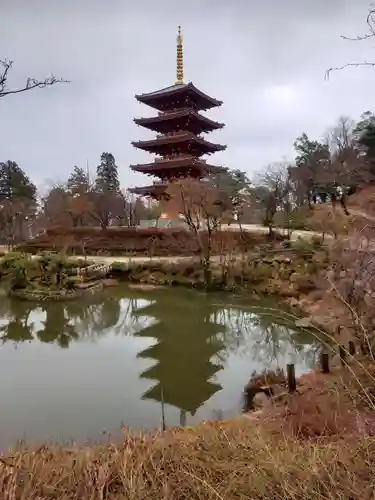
left=176, top=25, right=184, bottom=84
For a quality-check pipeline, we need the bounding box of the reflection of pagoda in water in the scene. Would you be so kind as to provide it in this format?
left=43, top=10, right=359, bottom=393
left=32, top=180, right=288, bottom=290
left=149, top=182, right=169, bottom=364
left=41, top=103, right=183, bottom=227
left=133, top=293, right=225, bottom=416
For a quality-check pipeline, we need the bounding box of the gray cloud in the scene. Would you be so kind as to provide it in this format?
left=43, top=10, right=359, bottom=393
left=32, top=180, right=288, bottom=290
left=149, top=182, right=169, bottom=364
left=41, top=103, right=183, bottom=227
left=1, top=0, right=374, bottom=190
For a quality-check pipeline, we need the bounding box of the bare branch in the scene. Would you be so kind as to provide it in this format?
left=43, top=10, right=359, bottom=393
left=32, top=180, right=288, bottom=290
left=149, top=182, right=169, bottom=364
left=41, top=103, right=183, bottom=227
left=0, top=59, right=68, bottom=98
left=341, top=8, right=375, bottom=41
left=326, top=7, right=375, bottom=78
left=325, top=62, right=375, bottom=80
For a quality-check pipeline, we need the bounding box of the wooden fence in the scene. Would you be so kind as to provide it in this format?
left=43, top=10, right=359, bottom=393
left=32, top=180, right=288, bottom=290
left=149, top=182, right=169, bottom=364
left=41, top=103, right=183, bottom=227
left=244, top=339, right=369, bottom=412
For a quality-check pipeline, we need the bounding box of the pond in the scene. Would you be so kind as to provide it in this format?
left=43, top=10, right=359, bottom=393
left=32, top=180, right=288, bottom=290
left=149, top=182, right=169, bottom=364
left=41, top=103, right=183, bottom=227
left=0, top=286, right=319, bottom=450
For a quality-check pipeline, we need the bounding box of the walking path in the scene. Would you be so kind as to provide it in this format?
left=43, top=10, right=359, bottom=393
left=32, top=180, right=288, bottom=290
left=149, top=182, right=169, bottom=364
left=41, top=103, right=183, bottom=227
left=348, top=208, right=375, bottom=223
left=70, top=255, right=194, bottom=265
left=221, top=223, right=326, bottom=241
left=0, top=224, right=327, bottom=266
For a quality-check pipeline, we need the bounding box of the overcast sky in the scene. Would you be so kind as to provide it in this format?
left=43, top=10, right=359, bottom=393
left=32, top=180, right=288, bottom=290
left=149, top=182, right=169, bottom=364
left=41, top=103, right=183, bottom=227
left=1, top=0, right=375, bottom=191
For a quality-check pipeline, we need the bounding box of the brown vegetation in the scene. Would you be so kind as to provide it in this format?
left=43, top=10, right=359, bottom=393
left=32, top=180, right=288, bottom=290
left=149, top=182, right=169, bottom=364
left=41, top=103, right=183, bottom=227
left=18, top=226, right=283, bottom=257
left=166, top=178, right=233, bottom=283
left=2, top=364, right=375, bottom=499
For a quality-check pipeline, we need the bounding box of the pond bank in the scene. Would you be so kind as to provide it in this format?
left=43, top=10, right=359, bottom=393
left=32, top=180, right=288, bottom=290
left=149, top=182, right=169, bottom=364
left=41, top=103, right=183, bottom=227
left=1, top=403, right=374, bottom=499
left=0, top=246, right=342, bottom=338
left=1, top=251, right=373, bottom=498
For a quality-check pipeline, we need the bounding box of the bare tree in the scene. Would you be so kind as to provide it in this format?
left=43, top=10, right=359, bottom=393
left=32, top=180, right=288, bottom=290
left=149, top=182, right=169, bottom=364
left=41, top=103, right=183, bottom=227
left=326, top=116, right=356, bottom=156
left=0, top=59, right=67, bottom=98
left=166, top=178, right=232, bottom=286
left=257, top=162, right=292, bottom=236
left=329, top=231, right=375, bottom=357
left=42, top=185, right=68, bottom=227
left=88, top=190, right=123, bottom=229
left=122, top=190, right=150, bottom=227
left=0, top=197, right=35, bottom=248
left=326, top=7, right=375, bottom=77
left=65, top=190, right=93, bottom=227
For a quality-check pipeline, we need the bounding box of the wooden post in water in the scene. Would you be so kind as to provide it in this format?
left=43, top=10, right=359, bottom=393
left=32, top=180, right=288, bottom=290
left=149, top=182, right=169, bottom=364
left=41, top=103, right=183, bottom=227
left=339, top=345, right=347, bottom=366
left=287, top=364, right=296, bottom=393
left=243, top=388, right=255, bottom=412
left=160, top=387, right=166, bottom=431
left=360, top=342, right=368, bottom=356
left=320, top=351, right=330, bottom=373
left=348, top=340, right=356, bottom=356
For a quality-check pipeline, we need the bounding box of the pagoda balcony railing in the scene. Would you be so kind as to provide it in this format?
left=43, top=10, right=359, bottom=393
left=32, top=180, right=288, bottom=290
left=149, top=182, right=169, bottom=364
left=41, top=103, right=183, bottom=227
left=152, top=180, right=168, bottom=185
left=155, top=131, right=187, bottom=139
left=157, top=107, right=192, bottom=117
left=155, top=131, right=203, bottom=139
left=153, top=156, right=207, bottom=164
left=154, top=154, right=195, bottom=162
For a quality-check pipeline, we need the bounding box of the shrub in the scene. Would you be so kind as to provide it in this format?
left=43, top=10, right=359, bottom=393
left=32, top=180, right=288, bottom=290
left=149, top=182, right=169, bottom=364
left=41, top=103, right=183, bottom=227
left=0, top=252, right=30, bottom=270
left=311, top=235, right=323, bottom=249
left=111, top=262, right=129, bottom=273
left=291, top=237, right=315, bottom=260
left=244, top=262, right=273, bottom=284
left=66, top=276, right=82, bottom=289
left=282, top=240, right=292, bottom=249
left=17, top=227, right=287, bottom=257
left=293, top=274, right=316, bottom=293
left=9, top=259, right=31, bottom=289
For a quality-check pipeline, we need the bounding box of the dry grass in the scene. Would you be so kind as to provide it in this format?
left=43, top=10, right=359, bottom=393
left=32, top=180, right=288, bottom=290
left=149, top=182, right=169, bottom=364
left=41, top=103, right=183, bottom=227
left=1, top=342, right=375, bottom=499
left=2, top=362, right=375, bottom=500
left=0, top=421, right=374, bottom=500
left=349, top=185, right=375, bottom=217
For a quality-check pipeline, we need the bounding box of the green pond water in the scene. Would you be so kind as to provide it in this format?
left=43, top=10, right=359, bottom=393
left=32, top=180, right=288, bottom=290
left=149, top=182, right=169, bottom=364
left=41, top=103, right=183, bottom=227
left=0, top=286, right=318, bottom=449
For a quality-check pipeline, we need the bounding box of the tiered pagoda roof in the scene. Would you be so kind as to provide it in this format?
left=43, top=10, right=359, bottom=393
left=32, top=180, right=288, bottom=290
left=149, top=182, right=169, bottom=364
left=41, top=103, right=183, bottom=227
left=135, top=82, right=223, bottom=112
left=132, top=131, right=226, bottom=156
left=130, top=182, right=169, bottom=198
left=129, top=26, right=226, bottom=201
left=134, top=108, right=224, bottom=135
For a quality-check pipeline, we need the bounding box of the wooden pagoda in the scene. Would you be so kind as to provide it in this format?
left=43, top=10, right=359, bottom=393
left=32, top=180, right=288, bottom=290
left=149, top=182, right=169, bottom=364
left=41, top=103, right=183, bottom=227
left=129, top=26, right=226, bottom=218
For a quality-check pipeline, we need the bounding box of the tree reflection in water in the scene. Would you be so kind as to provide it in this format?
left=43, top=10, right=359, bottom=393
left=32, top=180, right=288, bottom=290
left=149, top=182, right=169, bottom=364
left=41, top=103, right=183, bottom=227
left=0, top=298, right=34, bottom=345
left=65, top=292, right=152, bottom=340
left=36, top=304, right=79, bottom=348
left=213, top=305, right=319, bottom=369
left=0, top=288, right=319, bottom=419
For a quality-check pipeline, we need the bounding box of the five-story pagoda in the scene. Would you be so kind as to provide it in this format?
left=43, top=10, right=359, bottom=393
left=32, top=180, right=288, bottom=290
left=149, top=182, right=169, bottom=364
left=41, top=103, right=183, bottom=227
left=129, top=26, right=226, bottom=220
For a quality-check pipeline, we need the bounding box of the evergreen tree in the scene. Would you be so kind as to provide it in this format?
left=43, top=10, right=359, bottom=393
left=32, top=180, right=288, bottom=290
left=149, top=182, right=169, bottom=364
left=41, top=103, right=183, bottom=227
left=0, top=161, right=36, bottom=202
left=294, top=133, right=330, bottom=170
left=67, top=166, right=89, bottom=194
left=292, top=133, right=330, bottom=207
left=95, top=153, right=120, bottom=193
left=0, top=161, right=37, bottom=244
left=354, top=111, right=375, bottom=167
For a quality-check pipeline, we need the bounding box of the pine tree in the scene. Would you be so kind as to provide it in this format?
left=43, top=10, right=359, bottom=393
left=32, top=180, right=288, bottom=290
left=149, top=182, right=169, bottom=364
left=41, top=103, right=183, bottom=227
left=0, top=161, right=36, bottom=202
left=95, top=153, right=120, bottom=193
left=67, top=166, right=89, bottom=194
left=292, top=134, right=330, bottom=207
left=90, top=153, right=122, bottom=228
left=0, top=161, right=37, bottom=244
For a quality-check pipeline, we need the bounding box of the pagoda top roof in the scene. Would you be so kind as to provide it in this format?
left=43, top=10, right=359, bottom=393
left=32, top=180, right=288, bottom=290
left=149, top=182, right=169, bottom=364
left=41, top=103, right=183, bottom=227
left=135, top=82, right=223, bottom=111
left=134, top=108, right=224, bottom=132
